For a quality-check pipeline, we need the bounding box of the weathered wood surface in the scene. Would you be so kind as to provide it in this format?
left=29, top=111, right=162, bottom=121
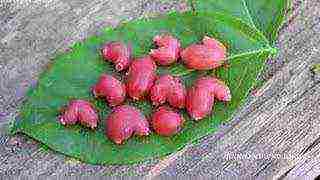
left=155, top=0, right=320, bottom=178
left=0, top=0, right=188, bottom=176
left=0, top=0, right=319, bottom=178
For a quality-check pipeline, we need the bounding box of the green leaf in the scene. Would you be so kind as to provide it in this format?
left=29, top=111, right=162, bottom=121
left=244, top=0, right=291, bottom=43
left=193, top=0, right=291, bottom=43
left=191, top=0, right=255, bottom=26
left=12, top=11, right=275, bottom=165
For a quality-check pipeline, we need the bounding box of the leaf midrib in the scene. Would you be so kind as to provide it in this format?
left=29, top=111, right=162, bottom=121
left=190, top=0, right=271, bottom=45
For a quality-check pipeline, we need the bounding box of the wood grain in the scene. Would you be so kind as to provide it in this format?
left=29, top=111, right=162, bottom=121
left=155, top=0, right=320, bottom=178
left=1, top=0, right=319, bottom=178
left=0, top=0, right=188, bottom=175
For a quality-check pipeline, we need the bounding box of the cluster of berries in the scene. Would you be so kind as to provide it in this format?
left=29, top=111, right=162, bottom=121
left=58, top=34, right=231, bottom=145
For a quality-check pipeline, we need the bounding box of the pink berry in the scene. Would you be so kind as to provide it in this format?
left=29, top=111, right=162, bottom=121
left=186, top=77, right=231, bottom=120
left=92, top=74, right=126, bottom=106
left=58, top=100, right=99, bottom=129
left=105, top=105, right=150, bottom=144
left=126, top=56, right=157, bottom=100
left=151, top=106, right=184, bottom=136
left=150, top=74, right=186, bottom=109
left=150, top=34, right=181, bottom=66
left=101, top=41, right=132, bottom=71
left=181, top=36, right=227, bottom=70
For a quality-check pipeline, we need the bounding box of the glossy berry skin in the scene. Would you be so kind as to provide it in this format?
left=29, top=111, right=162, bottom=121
left=186, top=77, right=231, bottom=121
left=126, top=56, right=157, bottom=100
left=151, top=106, right=184, bottom=136
left=186, top=85, right=215, bottom=121
left=195, top=77, right=231, bottom=102
left=150, top=34, right=181, bottom=66
left=101, top=41, right=132, bottom=71
left=150, top=74, right=186, bottom=109
left=58, top=100, right=99, bottom=129
left=92, top=74, right=126, bottom=106
left=105, top=105, right=150, bottom=144
left=181, top=36, right=227, bottom=70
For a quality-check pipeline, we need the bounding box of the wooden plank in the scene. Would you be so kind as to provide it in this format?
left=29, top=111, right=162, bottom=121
left=0, top=0, right=188, bottom=175
left=155, top=0, right=320, bottom=178
left=1, top=0, right=319, bottom=177
left=277, top=138, right=320, bottom=179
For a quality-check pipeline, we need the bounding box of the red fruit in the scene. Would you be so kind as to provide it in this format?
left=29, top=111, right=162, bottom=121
left=126, top=56, right=157, bottom=100
left=150, top=74, right=186, bottom=109
left=92, top=74, right=126, bottom=106
left=58, top=100, right=99, bottom=129
left=105, top=105, right=150, bottom=144
left=101, top=41, right=132, bottom=71
left=186, top=86, right=215, bottom=121
left=186, top=77, right=231, bottom=120
left=151, top=106, right=184, bottom=136
left=196, top=77, right=231, bottom=102
left=181, top=36, right=227, bottom=70
left=150, top=34, right=181, bottom=66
